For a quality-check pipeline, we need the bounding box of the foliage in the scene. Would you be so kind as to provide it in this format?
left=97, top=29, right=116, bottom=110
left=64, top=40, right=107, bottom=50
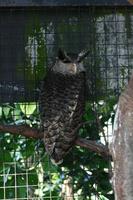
left=0, top=96, right=116, bottom=199
left=0, top=9, right=121, bottom=199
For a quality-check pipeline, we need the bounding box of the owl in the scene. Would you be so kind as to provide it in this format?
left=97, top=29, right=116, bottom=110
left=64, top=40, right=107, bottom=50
left=39, top=49, right=88, bottom=165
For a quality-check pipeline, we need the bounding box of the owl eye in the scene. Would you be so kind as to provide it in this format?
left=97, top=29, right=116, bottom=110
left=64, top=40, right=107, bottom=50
left=63, top=59, right=71, bottom=63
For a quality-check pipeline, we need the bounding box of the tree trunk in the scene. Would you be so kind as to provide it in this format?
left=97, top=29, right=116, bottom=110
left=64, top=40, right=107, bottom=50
left=110, top=74, right=133, bottom=200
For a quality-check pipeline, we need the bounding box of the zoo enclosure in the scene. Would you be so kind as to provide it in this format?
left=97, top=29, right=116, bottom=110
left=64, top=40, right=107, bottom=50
left=0, top=0, right=133, bottom=199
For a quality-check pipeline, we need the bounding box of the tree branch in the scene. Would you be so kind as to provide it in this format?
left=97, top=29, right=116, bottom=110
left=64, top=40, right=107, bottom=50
left=75, top=138, right=110, bottom=159
left=0, top=124, right=43, bottom=139
left=0, top=124, right=111, bottom=159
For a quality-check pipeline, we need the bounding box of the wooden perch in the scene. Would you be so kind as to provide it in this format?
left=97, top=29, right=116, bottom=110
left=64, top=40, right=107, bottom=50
left=75, top=138, right=110, bottom=158
left=0, top=124, right=110, bottom=159
left=0, top=124, right=42, bottom=139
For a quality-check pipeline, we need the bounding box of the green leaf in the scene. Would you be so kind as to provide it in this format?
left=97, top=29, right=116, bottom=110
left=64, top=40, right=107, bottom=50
left=19, top=103, right=36, bottom=117
left=28, top=173, right=38, bottom=185
left=0, top=150, right=12, bottom=162
left=3, top=107, right=10, bottom=117
left=17, top=187, right=27, bottom=198
left=0, top=107, right=2, bottom=116
left=17, top=175, right=26, bottom=186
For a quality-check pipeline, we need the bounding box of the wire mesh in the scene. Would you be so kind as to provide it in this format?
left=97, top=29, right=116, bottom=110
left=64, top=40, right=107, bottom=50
left=0, top=6, right=133, bottom=200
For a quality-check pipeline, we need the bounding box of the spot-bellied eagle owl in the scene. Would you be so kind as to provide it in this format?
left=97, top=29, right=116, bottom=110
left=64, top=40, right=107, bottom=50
left=39, top=49, right=88, bottom=165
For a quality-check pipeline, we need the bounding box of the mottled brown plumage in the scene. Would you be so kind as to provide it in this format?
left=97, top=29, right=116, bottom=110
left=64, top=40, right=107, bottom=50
left=39, top=49, right=88, bottom=164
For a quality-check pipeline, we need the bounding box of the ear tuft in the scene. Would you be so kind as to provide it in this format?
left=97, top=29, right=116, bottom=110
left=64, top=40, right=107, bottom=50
left=58, top=49, right=67, bottom=61
left=77, top=50, right=90, bottom=62
left=58, top=48, right=72, bottom=62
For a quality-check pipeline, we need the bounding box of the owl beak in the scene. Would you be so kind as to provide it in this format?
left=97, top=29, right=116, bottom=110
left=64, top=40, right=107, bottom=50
left=69, top=64, right=77, bottom=74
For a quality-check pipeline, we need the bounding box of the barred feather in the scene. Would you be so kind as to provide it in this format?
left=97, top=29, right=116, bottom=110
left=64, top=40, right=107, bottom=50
left=39, top=50, right=86, bottom=164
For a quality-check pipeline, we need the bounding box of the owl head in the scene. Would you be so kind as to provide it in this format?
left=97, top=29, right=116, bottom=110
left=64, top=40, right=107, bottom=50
left=52, top=49, right=89, bottom=75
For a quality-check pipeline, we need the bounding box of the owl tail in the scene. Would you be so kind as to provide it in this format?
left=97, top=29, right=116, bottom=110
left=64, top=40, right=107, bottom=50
left=45, top=144, right=64, bottom=165
left=50, top=148, right=64, bottom=165
left=51, top=158, right=63, bottom=165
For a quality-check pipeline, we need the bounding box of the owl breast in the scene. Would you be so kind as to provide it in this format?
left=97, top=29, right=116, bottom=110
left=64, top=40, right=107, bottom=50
left=39, top=70, right=85, bottom=164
